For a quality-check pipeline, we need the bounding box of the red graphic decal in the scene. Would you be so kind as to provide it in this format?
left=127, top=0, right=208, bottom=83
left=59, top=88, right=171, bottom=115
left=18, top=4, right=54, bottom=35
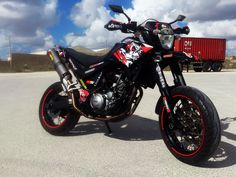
left=114, top=50, right=127, bottom=65
left=163, top=54, right=173, bottom=58
left=79, top=90, right=89, bottom=103
left=114, top=52, right=120, bottom=60
left=155, top=22, right=159, bottom=29
left=126, top=43, right=132, bottom=51
left=89, top=62, right=104, bottom=69
left=142, top=44, right=153, bottom=53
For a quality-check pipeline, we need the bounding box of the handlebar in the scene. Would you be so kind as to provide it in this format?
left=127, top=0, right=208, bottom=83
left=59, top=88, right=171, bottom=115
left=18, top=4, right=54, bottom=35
left=104, top=20, right=138, bottom=33
left=105, top=19, right=189, bottom=35
left=173, top=26, right=190, bottom=35
left=121, top=21, right=137, bottom=33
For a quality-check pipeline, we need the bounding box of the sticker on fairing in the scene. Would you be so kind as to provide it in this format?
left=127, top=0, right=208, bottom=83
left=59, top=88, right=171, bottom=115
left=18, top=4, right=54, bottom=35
left=114, top=42, right=144, bottom=67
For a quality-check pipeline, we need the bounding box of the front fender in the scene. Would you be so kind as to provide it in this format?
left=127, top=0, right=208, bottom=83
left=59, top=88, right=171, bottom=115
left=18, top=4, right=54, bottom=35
left=155, top=86, right=177, bottom=115
left=155, top=96, right=163, bottom=115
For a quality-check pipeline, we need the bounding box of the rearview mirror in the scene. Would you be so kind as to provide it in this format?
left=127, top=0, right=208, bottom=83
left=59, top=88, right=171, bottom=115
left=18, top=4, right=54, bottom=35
left=177, top=15, right=186, bottom=21
left=109, top=5, right=124, bottom=13
left=109, top=4, right=131, bottom=22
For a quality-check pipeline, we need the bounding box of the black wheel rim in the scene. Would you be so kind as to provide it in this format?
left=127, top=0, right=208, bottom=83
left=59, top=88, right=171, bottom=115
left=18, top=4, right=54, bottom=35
left=161, top=95, right=205, bottom=156
left=41, top=88, right=69, bottom=129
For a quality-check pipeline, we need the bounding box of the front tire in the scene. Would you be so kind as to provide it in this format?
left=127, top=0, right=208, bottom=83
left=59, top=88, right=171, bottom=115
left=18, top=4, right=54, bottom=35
left=159, top=86, right=221, bottom=165
left=39, top=82, right=80, bottom=135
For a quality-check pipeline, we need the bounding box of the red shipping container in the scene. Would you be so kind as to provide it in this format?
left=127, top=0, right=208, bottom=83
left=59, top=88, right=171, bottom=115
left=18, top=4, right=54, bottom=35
left=174, top=37, right=226, bottom=62
left=174, top=37, right=226, bottom=72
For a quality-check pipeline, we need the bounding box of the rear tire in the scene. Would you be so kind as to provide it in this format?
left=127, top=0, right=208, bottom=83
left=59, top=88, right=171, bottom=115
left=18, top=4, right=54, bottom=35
left=202, top=62, right=212, bottom=72
left=212, top=62, right=223, bottom=72
left=39, top=82, right=80, bottom=136
left=193, top=67, right=202, bottom=72
left=159, top=86, right=221, bottom=165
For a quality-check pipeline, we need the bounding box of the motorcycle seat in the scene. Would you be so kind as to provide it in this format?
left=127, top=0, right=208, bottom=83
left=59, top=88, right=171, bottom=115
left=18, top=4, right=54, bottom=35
left=64, top=48, right=108, bottom=67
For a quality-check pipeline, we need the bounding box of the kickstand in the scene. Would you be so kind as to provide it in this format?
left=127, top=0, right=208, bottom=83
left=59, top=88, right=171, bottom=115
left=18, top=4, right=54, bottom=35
left=105, top=121, right=112, bottom=134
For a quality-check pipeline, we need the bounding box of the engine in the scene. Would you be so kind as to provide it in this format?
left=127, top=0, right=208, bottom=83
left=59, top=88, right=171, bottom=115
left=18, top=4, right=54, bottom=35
left=89, top=71, right=128, bottom=114
left=90, top=91, right=113, bottom=111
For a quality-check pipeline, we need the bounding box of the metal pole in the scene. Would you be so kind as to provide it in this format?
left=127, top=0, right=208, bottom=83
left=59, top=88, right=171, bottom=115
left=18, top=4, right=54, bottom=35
left=8, top=35, right=12, bottom=70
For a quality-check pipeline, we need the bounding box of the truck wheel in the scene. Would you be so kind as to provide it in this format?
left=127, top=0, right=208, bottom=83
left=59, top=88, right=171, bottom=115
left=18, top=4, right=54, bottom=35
left=202, top=62, right=212, bottom=72
left=193, top=68, right=202, bottom=72
left=212, top=62, right=223, bottom=72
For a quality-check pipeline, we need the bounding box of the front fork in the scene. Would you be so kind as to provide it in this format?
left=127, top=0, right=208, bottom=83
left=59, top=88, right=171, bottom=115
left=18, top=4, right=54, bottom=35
left=154, top=59, right=186, bottom=129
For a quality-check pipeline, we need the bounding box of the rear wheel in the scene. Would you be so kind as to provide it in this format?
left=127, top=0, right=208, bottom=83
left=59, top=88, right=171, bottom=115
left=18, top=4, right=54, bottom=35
left=202, top=62, right=212, bottom=72
left=159, top=86, right=221, bottom=165
left=39, top=82, right=80, bottom=135
left=212, top=62, right=223, bottom=72
left=193, top=67, right=202, bottom=72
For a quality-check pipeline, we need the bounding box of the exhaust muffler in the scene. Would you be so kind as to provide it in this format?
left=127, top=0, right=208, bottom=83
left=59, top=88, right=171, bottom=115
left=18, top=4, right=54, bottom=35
left=47, top=48, right=72, bottom=81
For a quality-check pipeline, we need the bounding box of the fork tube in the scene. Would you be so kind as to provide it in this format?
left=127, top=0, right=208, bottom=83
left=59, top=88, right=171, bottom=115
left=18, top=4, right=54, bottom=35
left=154, top=62, right=172, bottom=111
left=170, top=62, right=186, bottom=86
left=154, top=62, right=175, bottom=128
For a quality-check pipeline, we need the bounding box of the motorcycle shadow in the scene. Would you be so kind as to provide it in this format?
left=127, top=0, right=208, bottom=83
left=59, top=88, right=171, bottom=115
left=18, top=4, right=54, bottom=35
left=69, top=115, right=162, bottom=141
left=200, top=117, right=236, bottom=168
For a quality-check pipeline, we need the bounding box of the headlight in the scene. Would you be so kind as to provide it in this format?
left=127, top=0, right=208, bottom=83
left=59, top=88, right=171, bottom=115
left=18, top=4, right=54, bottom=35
left=158, top=24, right=174, bottom=50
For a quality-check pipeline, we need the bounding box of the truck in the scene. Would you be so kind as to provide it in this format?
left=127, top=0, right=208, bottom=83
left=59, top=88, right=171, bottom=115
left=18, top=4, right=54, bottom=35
left=174, top=37, right=226, bottom=72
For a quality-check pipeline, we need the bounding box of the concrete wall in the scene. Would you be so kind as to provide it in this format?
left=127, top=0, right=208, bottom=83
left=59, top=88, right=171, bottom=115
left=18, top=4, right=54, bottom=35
left=0, top=60, right=10, bottom=72
left=1, top=51, right=236, bottom=73
left=11, top=53, right=53, bottom=72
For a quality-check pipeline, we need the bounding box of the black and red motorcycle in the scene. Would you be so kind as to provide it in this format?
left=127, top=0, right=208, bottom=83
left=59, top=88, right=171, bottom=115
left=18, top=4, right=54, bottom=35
left=39, top=5, right=221, bottom=165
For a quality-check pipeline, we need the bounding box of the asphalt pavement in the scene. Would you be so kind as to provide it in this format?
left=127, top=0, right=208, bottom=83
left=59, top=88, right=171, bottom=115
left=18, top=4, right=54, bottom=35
left=0, top=71, right=236, bottom=177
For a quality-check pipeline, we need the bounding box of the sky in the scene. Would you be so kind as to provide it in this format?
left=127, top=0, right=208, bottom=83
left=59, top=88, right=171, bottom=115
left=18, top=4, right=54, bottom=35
left=0, top=0, right=236, bottom=59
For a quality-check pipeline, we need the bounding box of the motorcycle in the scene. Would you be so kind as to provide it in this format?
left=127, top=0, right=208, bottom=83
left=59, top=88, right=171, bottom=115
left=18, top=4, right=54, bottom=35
left=39, top=5, right=221, bottom=165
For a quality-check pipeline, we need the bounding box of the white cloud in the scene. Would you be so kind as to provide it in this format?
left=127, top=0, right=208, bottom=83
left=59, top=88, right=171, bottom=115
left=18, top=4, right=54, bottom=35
left=218, top=0, right=236, bottom=6
left=65, top=0, right=236, bottom=55
left=66, top=0, right=128, bottom=49
left=190, top=20, right=236, bottom=38
left=0, top=0, right=58, bottom=58
left=71, top=0, right=107, bottom=28
left=0, top=1, right=25, bottom=19
left=227, top=40, right=236, bottom=56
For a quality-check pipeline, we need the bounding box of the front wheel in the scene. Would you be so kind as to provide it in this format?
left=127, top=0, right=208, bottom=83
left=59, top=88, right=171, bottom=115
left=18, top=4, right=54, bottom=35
left=159, top=86, right=221, bottom=165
